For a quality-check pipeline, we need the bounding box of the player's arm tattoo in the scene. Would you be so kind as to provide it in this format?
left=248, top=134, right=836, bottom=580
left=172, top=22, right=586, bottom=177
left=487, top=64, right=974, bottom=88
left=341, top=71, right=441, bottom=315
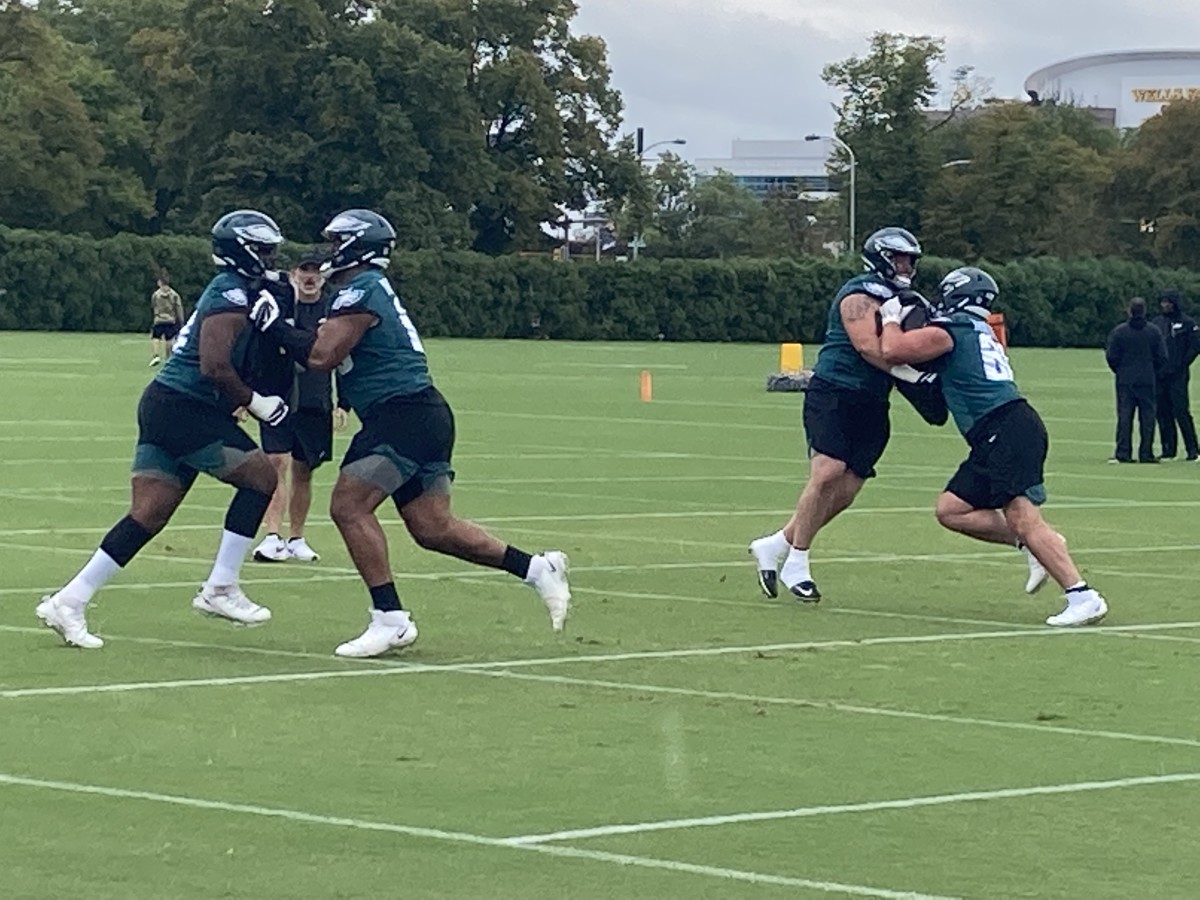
left=840, top=294, right=879, bottom=323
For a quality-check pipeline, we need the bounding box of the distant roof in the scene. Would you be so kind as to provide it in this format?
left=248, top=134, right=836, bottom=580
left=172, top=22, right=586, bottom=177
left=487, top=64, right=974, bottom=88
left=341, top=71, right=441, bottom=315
left=1026, top=50, right=1200, bottom=92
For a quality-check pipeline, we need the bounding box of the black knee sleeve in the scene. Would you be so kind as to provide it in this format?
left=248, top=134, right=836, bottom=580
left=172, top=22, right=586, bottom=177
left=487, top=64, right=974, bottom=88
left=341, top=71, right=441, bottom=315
left=225, top=487, right=273, bottom=538
left=99, top=515, right=156, bottom=567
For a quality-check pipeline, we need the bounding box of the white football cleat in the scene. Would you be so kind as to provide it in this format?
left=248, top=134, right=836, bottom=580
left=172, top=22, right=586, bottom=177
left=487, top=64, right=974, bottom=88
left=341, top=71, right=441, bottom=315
left=252, top=533, right=289, bottom=562
left=1023, top=533, right=1066, bottom=594
left=748, top=536, right=787, bottom=598
left=1046, top=589, right=1108, bottom=628
left=334, top=609, right=418, bottom=658
left=529, top=551, right=571, bottom=631
left=36, top=594, right=103, bottom=649
left=286, top=537, right=320, bottom=562
left=192, top=584, right=272, bottom=624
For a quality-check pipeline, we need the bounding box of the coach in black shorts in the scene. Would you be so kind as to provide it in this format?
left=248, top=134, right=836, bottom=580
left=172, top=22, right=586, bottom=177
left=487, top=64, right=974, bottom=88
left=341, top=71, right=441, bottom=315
left=253, top=250, right=349, bottom=562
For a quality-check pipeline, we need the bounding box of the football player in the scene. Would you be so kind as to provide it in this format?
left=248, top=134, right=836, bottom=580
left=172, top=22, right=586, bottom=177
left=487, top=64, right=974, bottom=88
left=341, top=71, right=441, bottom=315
left=878, top=266, right=1109, bottom=627
left=247, top=209, right=570, bottom=657
left=749, top=227, right=941, bottom=601
left=36, top=210, right=292, bottom=648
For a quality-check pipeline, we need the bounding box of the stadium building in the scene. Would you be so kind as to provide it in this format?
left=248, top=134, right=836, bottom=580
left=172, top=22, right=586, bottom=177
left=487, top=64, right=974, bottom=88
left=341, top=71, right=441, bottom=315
left=1024, top=50, right=1200, bottom=128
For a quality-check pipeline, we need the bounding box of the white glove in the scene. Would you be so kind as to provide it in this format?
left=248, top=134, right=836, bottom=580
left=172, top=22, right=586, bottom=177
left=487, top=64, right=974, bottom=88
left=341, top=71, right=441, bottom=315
left=247, top=391, right=289, bottom=426
left=249, top=290, right=281, bottom=332
left=890, top=364, right=938, bottom=385
left=879, top=297, right=905, bottom=327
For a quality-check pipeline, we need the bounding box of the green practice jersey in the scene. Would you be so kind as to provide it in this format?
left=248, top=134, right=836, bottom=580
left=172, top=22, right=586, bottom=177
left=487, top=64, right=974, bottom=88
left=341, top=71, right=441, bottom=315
left=811, top=273, right=894, bottom=400
left=155, top=272, right=251, bottom=408
left=930, top=313, right=1022, bottom=436
left=327, top=269, right=432, bottom=413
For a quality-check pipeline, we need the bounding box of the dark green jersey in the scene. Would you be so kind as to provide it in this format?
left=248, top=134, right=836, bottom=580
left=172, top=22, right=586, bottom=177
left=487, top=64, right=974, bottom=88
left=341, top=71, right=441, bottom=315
left=328, top=270, right=432, bottom=413
left=811, top=273, right=894, bottom=400
left=154, top=271, right=251, bottom=408
left=930, top=313, right=1022, bottom=436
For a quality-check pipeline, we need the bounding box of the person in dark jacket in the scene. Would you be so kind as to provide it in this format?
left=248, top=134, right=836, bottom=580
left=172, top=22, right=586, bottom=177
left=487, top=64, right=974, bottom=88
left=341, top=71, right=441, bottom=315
left=1106, top=297, right=1166, bottom=463
left=1151, top=290, right=1200, bottom=460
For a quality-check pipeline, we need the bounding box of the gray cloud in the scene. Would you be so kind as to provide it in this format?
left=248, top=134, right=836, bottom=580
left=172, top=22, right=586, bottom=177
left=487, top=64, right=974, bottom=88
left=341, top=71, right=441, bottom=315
left=573, top=0, right=1200, bottom=159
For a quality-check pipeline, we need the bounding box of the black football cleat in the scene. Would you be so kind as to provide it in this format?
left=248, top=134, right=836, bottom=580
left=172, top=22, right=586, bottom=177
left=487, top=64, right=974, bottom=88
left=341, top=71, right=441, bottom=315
left=756, top=569, right=778, bottom=598
left=789, top=580, right=821, bottom=603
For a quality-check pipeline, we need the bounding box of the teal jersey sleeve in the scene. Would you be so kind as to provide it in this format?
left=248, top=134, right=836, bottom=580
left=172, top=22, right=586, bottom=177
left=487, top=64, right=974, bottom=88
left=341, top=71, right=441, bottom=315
left=154, top=272, right=251, bottom=408
left=328, top=271, right=433, bottom=413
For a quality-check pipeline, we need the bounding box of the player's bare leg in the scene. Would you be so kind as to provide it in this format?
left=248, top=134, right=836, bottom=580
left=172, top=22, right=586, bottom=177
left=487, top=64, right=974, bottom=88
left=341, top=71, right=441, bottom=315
left=254, top=453, right=291, bottom=561
left=398, top=489, right=569, bottom=630
left=753, top=454, right=863, bottom=602
left=1005, top=497, right=1107, bottom=627
left=38, top=475, right=187, bottom=649
left=936, top=490, right=1063, bottom=595
left=193, top=452, right=277, bottom=625
left=285, top=460, right=319, bottom=561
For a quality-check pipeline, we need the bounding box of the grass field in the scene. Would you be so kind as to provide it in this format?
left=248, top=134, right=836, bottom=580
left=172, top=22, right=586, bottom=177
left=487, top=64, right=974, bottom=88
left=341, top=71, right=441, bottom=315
left=2, top=332, right=1199, bottom=899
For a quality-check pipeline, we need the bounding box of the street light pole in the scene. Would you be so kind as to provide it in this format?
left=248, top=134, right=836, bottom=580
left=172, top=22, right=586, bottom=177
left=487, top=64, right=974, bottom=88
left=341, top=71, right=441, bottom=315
left=806, top=133, right=856, bottom=255
left=633, top=133, right=686, bottom=260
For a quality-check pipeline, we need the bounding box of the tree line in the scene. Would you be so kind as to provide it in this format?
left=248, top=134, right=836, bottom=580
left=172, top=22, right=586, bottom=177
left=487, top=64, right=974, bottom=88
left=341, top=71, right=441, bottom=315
left=2, top=5, right=1198, bottom=268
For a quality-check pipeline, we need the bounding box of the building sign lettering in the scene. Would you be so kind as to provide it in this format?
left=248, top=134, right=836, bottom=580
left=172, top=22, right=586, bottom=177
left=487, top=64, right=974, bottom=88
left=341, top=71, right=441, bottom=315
left=1130, top=87, right=1200, bottom=103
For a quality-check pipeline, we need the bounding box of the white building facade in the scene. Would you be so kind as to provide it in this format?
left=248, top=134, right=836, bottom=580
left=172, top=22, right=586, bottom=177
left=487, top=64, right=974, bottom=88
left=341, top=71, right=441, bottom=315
left=1025, top=50, right=1200, bottom=128
left=694, top=139, right=835, bottom=198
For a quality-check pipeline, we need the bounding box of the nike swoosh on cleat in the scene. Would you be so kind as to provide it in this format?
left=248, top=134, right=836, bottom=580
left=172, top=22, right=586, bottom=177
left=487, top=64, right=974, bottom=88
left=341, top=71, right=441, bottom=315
left=789, top=581, right=821, bottom=603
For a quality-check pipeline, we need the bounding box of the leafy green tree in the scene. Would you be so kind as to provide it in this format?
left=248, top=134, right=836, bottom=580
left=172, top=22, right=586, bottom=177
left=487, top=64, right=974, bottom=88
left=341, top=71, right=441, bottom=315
left=822, top=32, right=945, bottom=242
left=1110, top=98, right=1200, bottom=268
left=922, top=103, right=1116, bottom=261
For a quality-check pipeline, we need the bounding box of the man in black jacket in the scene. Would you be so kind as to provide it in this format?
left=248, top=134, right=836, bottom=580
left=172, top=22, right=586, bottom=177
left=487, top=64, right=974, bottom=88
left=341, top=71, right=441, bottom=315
left=1151, top=290, right=1200, bottom=460
left=1106, top=297, right=1166, bottom=463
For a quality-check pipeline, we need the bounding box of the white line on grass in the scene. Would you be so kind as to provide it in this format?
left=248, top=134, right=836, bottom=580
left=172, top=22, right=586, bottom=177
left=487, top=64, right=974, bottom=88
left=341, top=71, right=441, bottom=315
left=0, top=773, right=954, bottom=900
left=470, top=670, right=1200, bottom=751
left=6, top=621, right=1200, bottom=700
left=500, top=773, right=1200, bottom=846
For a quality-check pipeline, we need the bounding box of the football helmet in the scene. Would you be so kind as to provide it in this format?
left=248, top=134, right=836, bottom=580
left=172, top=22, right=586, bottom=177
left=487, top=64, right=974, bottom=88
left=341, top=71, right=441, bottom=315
left=212, top=210, right=285, bottom=279
left=862, top=227, right=922, bottom=289
left=321, top=209, right=397, bottom=273
left=936, top=267, right=1000, bottom=319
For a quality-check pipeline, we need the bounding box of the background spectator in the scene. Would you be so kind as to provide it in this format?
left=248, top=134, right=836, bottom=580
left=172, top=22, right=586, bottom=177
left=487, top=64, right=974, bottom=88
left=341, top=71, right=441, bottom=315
left=1106, top=297, right=1166, bottom=463
left=1151, top=289, right=1200, bottom=460
left=148, top=272, right=185, bottom=367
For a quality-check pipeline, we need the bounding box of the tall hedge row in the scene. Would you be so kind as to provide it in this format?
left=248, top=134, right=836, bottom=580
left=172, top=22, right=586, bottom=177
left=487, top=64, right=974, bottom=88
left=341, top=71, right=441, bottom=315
left=3, top=226, right=1199, bottom=347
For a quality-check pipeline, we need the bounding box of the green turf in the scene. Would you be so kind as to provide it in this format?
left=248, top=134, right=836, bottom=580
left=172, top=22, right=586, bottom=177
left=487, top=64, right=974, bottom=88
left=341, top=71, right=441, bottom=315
left=2, top=332, right=1199, bottom=899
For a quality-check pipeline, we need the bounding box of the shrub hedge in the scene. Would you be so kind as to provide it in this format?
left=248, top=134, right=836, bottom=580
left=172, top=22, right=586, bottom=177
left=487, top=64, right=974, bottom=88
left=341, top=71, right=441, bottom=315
left=3, top=226, right=1198, bottom=346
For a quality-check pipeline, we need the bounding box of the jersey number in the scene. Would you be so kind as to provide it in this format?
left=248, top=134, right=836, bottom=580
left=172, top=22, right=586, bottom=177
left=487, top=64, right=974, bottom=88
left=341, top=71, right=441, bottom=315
left=172, top=310, right=199, bottom=354
left=978, top=332, right=1014, bottom=382
left=381, top=279, right=425, bottom=353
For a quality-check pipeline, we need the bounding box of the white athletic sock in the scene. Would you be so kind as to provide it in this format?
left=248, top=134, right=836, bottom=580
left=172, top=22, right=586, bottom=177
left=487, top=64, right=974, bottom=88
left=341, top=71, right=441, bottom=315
left=752, top=529, right=791, bottom=564
left=206, top=530, right=253, bottom=588
left=524, top=554, right=548, bottom=585
left=60, top=549, right=122, bottom=607
left=780, top=547, right=812, bottom=587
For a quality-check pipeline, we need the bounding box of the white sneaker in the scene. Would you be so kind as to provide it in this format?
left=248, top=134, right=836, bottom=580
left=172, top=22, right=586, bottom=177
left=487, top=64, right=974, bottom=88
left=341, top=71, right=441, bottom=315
left=529, top=551, right=571, bottom=631
left=287, top=537, right=320, bottom=562
left=36, top=594, right=103, bottom=649
left=252, top=533, right=289, bottom=562
left=148, top=356, right=161, bottom=367
left=1024, top=533, right=1066, bottom=594
left=1046, top=589, right=1109, bottom=627
left=192, top=584, right=272, bottom=624
left=749, top=536, right=787, bottom=598
left=334, top=609, right=418, bottom=658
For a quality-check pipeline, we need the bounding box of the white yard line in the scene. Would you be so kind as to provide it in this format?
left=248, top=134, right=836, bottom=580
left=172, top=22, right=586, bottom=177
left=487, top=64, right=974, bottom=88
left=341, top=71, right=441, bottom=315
left=0, top=773, right=954, bottom=900
left=500, top=773, right=1200, bottom=846
left=469, top=670, right=1200, bottom=751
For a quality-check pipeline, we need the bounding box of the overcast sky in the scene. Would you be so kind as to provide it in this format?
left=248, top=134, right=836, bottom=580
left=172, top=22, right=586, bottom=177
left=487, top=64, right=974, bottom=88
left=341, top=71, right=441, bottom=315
left=573, top=0, right=1200, bottom=160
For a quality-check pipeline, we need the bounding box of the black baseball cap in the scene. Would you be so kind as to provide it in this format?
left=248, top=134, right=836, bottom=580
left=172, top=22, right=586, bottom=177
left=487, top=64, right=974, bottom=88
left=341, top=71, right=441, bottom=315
left=290, top=248, right=327, bottom=270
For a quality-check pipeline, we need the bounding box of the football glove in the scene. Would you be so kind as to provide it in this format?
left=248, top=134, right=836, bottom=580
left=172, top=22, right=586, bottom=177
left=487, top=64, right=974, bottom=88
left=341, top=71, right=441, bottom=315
left=879, top=297, right=905, bottom=327
left=247, top=391, right=289, bottom=426
left=249, top=290, right=281, bottom=332
left=890, top=364, right=938, bottom=385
